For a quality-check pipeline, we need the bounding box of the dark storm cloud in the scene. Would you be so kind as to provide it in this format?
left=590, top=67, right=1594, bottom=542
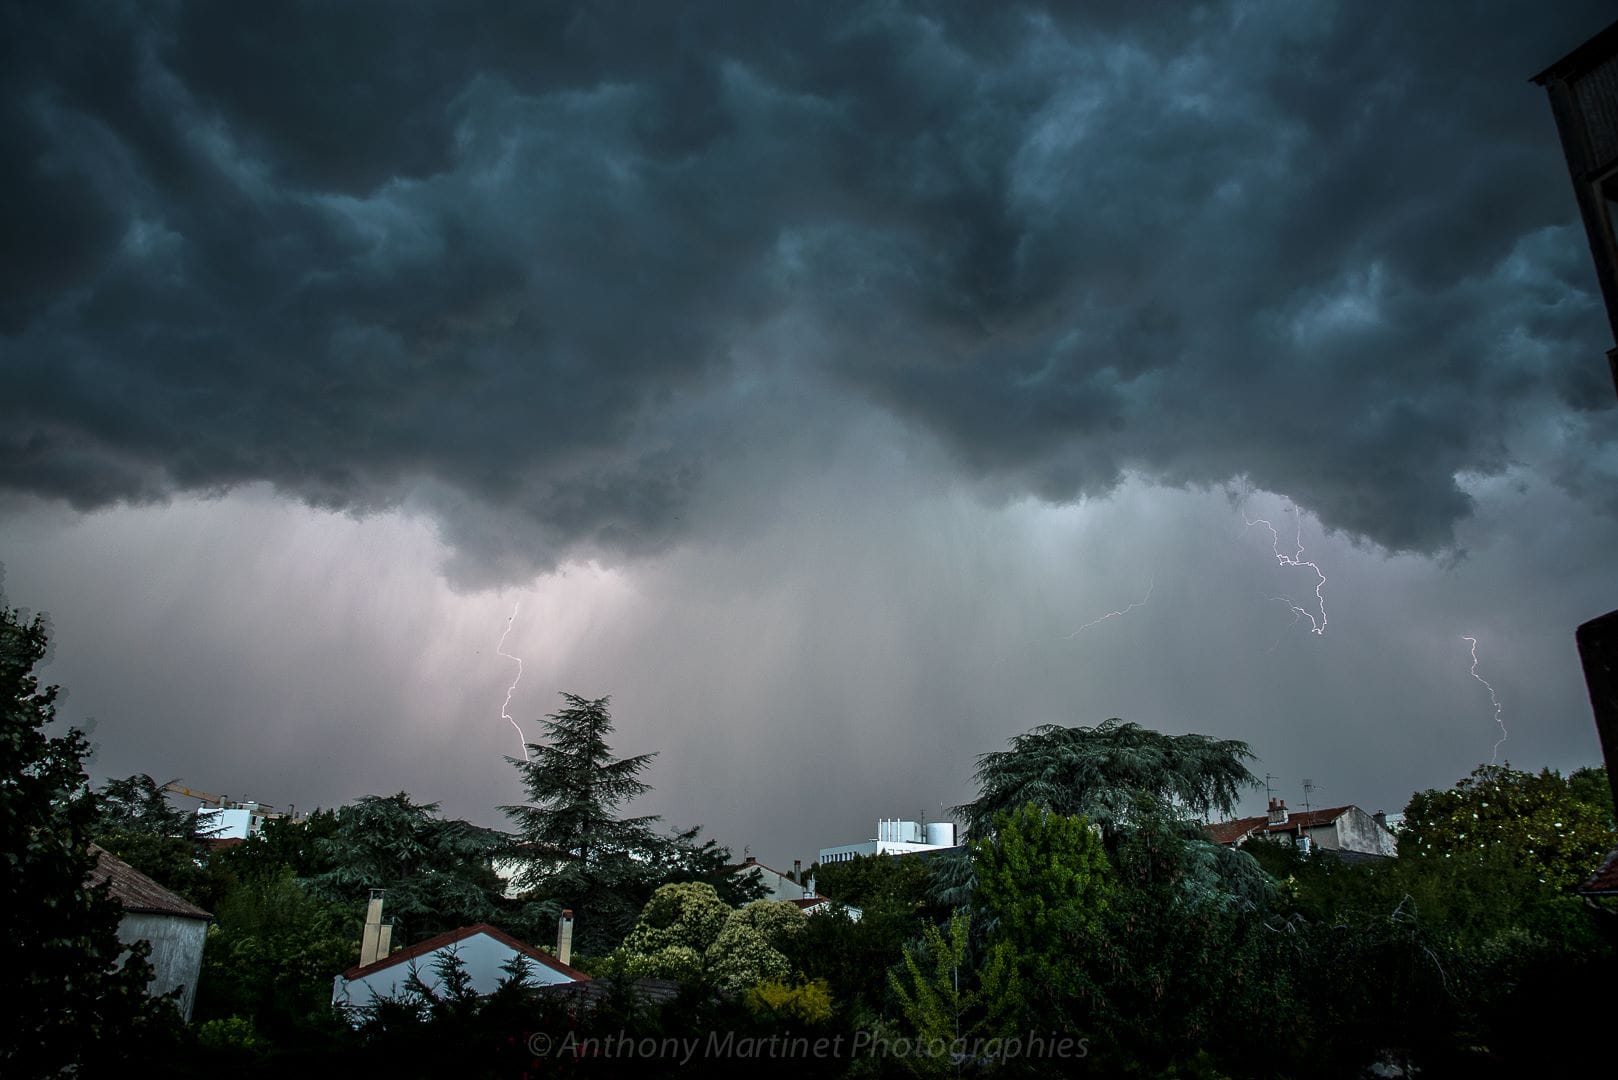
left=2, top=1, right=1613, bottom=577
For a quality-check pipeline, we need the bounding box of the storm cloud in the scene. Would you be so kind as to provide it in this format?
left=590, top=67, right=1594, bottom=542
left=4, top=1, right=1614, bottom=583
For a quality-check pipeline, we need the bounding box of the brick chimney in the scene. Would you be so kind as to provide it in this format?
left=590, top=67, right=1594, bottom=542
left=1267, top=798, right=1289, bottom=826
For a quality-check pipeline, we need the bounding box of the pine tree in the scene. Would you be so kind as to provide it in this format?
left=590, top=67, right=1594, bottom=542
left=502, top=693, right=662, bottom=952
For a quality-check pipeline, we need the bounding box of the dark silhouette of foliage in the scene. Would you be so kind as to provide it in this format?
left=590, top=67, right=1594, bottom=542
left=2, top=600, right=181, bottom=1073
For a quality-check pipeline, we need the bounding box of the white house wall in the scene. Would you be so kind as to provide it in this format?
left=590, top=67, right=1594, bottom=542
left=333, top=934, right=575, bottom=1012
left=117, top=912, right=208, bottom=1022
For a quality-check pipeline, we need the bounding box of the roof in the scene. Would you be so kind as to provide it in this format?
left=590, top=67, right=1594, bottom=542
left=1531, top=18, right=1618, bottom=84
left=1579, top=847, right=1618, bottom=895
left=340, top=922, right=589, bottom=983
left=726, top=858, right=800, bottom=881
left=88, top=844, right=211, bottom=920
left=1205, top=805, right=1360, bottom=845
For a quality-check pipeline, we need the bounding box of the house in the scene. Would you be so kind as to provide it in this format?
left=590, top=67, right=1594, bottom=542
left=331, top=922, right=588, bottom=1016
left=729, top=855, right=811, bottom=902
left=88, top=844, right=211, bottom=1021
left=728, top=856, right=863, bottom=920
left=1206, top=800, right=1398, bottom=861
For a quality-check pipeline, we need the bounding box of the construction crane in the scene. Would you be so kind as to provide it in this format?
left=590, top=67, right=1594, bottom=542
left=160, top=780, right=272, bottom=812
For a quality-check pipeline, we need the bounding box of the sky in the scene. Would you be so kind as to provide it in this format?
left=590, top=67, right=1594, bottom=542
left=3, top=1, right=1617, bottom=867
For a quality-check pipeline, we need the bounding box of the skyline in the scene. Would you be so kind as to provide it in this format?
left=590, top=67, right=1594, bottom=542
left=4, top=1, right=1617, bottom=864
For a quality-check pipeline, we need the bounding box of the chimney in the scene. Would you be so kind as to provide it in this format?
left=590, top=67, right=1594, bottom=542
left=793, top=859, right=802, bottom=882
left=744, top=855, right=756, bottom=865
left=557, top=909, right=575, bottom=967
left=1267, top=798, right=1288, bottom=826
left=1373, top=811, right=1387, bottom=829
left=360, top=889, right=385, bottom=965
left=376, top=919, right=393, bottom=959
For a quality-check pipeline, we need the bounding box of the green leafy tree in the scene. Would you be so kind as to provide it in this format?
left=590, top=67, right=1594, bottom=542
left=956, top=718, right=1258, bottom=840
left=194, top=866, right=356, bottom=1043
left=707, top=899, right=806, bottom=996
left=814, top=850, right=938, bottom=910
left=1, top=600, right=179, bottom=1072
left=1403, top=763, right=1616, bottom=894
left=971, top=803, right=1112, bottom=1027
left=216, top=807, right=340, bottom=882
left=888, top=910, right=1021, bottom=1077
left=615, top=880, right=734, bottom=984
left=309, top=792, right=510, bottom=942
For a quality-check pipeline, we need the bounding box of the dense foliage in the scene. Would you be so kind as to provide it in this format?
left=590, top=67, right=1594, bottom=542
left=955, top=718, right=1258, bottom=838
left=2, top=602, right=181, bottom=1073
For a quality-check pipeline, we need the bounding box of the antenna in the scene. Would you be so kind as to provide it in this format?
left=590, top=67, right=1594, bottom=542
left=1301, top=778, right=1316, bottom=813
left=1264, top=773, right=1276, bottom=803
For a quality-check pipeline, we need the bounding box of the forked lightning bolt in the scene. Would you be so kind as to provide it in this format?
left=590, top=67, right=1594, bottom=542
left=1463, top=636, right=1507, bottom=763
left=497, top=601, right=529, bottom=762
left=1245, top=504, right=1327, bottom=635
left=1063, top=579, right=1154, bottom=639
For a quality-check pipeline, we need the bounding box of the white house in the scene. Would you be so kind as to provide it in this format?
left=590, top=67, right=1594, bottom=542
left=1207, top=801, right=1399, bottom=860
left=728, top=857, right=863, bottom=920
left=88, top=845, right=211, bottom=1021
left=331, top=923, right=588, bottom=1016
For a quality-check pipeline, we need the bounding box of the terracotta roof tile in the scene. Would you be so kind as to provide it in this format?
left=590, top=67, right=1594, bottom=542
left=88, top=844, right=211, bottom=920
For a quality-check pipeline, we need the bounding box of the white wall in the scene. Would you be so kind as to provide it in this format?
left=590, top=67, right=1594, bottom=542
left=333, top=932, right=577, bottom=1013
left=118, top=913, right=208, bottom=1021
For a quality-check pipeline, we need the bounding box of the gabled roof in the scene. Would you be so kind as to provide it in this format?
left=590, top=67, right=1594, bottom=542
left=88, top=844, right=211, bottom=920
left=726, top=858, right=800, bottom=881
left=340, top=922, right=589, bottom=983
left=1205, top=805, right=1361, bottom=845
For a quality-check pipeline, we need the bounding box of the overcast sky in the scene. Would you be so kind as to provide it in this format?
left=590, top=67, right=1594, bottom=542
left=4, top=1, right=1617, bottom=867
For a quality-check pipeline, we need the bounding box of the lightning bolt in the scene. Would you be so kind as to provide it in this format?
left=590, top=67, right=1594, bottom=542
left=1245, top=504, right=1327, bottom=635
left=1062, top=578, right=1154, bottom=639
left=1462, top=635, right=1507, bottom=763
left=497, top=601, right=529, bottom=762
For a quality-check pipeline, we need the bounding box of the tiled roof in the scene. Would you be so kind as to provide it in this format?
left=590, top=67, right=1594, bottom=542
left=340, top=922, right=589, bottom=983
left=88, top=844, right=211, bottom=920
left=1205, top=806, right=1358, bottom=845
left=1579, top=847, right=1618, bottom=895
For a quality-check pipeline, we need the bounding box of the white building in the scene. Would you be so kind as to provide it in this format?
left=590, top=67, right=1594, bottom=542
left=332, top=923, right=587, bottom=1017
left=195, top=802, right=275, bottom=840
left=819, top=818, right=958, bottom=864
left=89, top=845, right=211, bottom=1021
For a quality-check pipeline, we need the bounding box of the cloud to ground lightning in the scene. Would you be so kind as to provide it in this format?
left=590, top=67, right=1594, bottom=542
left=1245, top=505, right=1328, bottom=635
left=1463, top=635, right=1508, bottom=764
left=1063, top=578, right=1155, bottom=639
left=497, top=601, right=529, bottom=762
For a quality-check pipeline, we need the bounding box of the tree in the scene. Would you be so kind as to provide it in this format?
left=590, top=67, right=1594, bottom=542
left=955, top=718, right=1258, bottom=840
left=503, top=693, right=662, bottom=952
left=613, top=882, right=806, bottom=996
left=1402, top=763, right=1616, bottom=895
left=971, top=803, right=1112, bottom=1028
left=194, top=866, right=356, bottom=1043
left=888, top=910, right=1022, bottom=1077
left=1, top=600, right=178, bottom=1072
left=92, top=772, right=216, bottom=906
left=309, top=792, right=510, bottom=943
